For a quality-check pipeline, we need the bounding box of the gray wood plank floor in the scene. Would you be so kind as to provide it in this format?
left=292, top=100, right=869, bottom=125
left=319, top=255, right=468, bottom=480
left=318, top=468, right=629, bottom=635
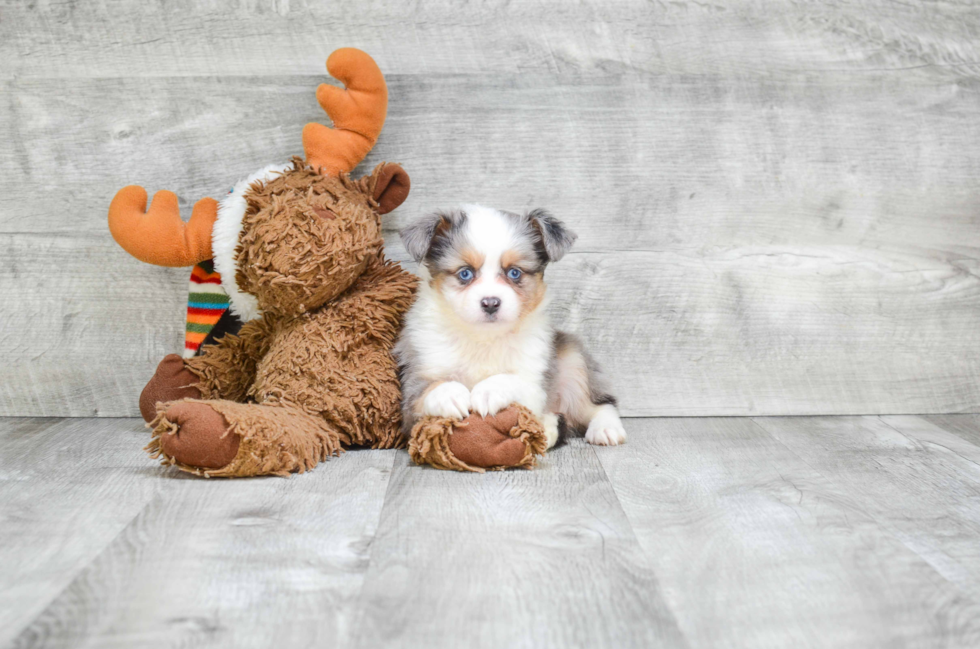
left=4, top=415, right=980, bottom=648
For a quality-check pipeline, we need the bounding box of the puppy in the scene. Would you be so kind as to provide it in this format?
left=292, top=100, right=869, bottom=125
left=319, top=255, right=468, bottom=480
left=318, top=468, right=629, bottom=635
left=394, top=204, right=626, bottom=448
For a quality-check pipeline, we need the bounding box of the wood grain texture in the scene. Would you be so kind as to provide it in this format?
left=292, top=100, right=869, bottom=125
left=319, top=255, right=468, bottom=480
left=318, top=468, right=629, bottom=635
left=921, top=414, right=980, bottom=447
left=2, top=2, right=980, bottom=416
left=7, top=74, right=980, bottom=246
left=755, top=415, right=980, bottom=607
left=3, top=235, right=978, bottom=416
left=3, top=73, right=980, bottom=416
left=2, top=0, right=978, bottom=78
left=350, top=441, right=686, bottom=649
left=0, top=418, right=161, bottom=647
left=5, top=415, right=980, bottom=647
left=6, top=442, right=396, bottom=648
left=596, top=417, right=980, bottom=648
left=0, top=233, right=185, bottom=417
left=882, top=415, right=980, bottom=470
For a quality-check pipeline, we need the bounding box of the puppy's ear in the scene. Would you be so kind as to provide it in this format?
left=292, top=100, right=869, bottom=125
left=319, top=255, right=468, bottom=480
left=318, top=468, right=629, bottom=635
left=368, top=163, right=411, bottom=215
left=400, top=212, right=446, bottom=264
left=528, top=208, right=577, bottom=262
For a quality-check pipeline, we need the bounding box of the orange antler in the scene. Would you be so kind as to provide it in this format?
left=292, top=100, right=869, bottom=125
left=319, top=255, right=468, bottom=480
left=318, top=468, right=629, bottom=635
left=108, top=186, right=217, bottom=267
left=302, top=48, right=388, bottom=176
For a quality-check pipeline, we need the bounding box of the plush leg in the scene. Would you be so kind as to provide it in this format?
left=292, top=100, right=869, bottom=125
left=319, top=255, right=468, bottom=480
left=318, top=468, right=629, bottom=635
left=148, top=400, right=345, bottom=477
left=408, top=404, right=548, bottom=473
left=139, top=354, right=202, bottom=422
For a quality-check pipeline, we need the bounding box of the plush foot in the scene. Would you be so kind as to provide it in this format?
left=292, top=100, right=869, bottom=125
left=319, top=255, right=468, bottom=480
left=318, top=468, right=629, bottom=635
left=448, top=408, right=533, bottom=468
left=409, top=404, right=548, bottom=472
left=140, top=354, right=202, bottom=422
left=585, top=404, right=627, bottom=446
left=156, top=401, right=240, bottom=469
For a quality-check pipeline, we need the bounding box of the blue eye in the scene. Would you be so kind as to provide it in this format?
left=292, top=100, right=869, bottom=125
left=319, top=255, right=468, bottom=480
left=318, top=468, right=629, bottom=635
left=507, top=267, right=523, bottom=281
left=457, top=268, right=474, bottom=282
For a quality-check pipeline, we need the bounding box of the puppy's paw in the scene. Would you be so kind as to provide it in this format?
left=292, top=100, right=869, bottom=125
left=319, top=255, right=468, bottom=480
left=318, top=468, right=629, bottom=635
left=423, top=381, right=471, bottom=419
left=541, top=413, right=560, bottom=449
left=585, top=406, right=627, bottom=446
left=470, top=375, right=523, bottom=417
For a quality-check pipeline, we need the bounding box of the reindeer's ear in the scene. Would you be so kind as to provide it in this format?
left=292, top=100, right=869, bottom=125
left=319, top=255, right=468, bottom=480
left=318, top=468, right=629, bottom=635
left=369, top=162, right=410, bottom=215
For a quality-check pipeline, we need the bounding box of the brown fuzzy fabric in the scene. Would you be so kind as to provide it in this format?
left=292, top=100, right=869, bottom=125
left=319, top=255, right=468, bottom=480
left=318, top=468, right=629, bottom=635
left=186, top=317, right=274, bottom=403
left=153, top=400, right=240, bottom=469
left=235, top=159, right=389, bottom=318
left=151, top=161, right=418, bottom=477
left=408, top=404, right=548, bottom=473
left=148, top=398, right=346, bottom=477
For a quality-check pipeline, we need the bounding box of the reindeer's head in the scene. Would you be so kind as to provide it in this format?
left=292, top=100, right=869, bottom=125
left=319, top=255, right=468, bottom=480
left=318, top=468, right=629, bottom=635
left=108, top=49, right=409, bottom=320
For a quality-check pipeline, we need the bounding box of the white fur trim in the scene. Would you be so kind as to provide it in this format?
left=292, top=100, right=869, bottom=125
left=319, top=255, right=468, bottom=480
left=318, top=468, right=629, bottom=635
left=211, top=162, right=292, bottom=321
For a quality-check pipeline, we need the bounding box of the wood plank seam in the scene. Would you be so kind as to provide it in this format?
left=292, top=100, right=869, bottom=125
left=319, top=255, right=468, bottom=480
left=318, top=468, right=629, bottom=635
left=750, top=416, right=980, bottom=611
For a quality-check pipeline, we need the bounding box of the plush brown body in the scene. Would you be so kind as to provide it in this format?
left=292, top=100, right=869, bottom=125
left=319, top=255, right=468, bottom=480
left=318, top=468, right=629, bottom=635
left=193, top=259, right=413, bottom=449
left=143, top=163, right=417, bottom=476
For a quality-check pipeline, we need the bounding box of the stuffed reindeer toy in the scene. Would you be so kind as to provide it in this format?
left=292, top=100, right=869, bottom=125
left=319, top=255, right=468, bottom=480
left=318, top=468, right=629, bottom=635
left=110, top=48, right=548, bottom=477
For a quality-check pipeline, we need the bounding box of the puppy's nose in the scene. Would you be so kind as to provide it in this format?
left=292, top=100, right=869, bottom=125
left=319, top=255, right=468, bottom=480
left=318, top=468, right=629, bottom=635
left=480, top=297, right=501, bottom=315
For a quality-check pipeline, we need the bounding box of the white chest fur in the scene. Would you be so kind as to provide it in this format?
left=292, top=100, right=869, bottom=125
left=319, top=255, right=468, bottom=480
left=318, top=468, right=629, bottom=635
left=405, top=286, right=552, bottom=390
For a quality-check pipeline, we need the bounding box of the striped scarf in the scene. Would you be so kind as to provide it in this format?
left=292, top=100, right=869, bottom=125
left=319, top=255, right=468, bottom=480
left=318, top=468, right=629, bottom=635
left=183, top=260, right=230, bottom=358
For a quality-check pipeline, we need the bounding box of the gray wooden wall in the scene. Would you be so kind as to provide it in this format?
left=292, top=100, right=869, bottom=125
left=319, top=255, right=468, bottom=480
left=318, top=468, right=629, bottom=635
left=2, top=1, right=979, bottom=417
